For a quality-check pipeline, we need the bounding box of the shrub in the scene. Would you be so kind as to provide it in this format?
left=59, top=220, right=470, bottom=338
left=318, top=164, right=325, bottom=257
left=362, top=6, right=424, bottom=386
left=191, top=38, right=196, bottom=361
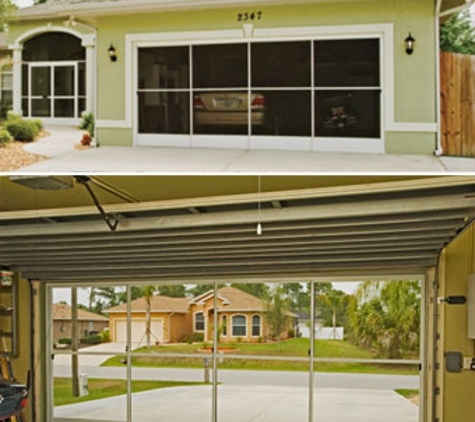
left=180, top=333, right=204, bottom=344
left=79, top=112, right=95, bottom=138
left=58, top=338, right=72, bottom=345
left=0, top=130, right=12, bottom=147
left=100, top=329, right=110, bottom=342
left=6, top=112, right=22, bottom=123
left=80, top=335, right=102, bottom=345
left=287, top=328, right=296, bottom=338
left=30, top=119, right=44, bottom=132
left=5, top=117, right=40, bottom=142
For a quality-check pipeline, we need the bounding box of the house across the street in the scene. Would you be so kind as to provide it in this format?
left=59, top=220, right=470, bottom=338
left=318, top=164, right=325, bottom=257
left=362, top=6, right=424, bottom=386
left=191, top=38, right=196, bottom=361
left=107, top=286, right=296, bottom=345
left=0, top=0, right=467, bottom=156
left=52, top=303, right=109, bottom=343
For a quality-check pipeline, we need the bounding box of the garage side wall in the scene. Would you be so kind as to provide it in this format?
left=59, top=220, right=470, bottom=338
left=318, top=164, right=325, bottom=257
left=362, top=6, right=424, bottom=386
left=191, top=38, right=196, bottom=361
left=439, top=225, right=475, bottom=420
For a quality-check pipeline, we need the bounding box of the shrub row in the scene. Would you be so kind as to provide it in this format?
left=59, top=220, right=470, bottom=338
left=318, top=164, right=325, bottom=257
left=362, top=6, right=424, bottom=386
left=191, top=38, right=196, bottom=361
left=180, top=333, right=204, bottom=344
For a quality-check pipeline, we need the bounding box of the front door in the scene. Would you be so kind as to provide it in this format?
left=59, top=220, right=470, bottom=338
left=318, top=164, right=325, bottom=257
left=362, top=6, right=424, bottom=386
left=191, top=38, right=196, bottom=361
left=29, top=62, right=78, bottom=119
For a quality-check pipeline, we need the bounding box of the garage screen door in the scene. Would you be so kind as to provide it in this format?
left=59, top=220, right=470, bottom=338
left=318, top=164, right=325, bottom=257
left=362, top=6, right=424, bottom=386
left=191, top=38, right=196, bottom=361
left=137, top=39, right=381, bottom=139
left=115, top=319, right=164, bottom=345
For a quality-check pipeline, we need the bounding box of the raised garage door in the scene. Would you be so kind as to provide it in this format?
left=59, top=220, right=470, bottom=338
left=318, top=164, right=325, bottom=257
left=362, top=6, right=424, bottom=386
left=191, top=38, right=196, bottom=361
left=115, top=319, right=164, bottom=345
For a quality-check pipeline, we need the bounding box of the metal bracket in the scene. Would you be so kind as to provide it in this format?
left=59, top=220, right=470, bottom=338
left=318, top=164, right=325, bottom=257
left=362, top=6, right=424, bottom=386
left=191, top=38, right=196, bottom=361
left=75, top=176, right=119, bottom=232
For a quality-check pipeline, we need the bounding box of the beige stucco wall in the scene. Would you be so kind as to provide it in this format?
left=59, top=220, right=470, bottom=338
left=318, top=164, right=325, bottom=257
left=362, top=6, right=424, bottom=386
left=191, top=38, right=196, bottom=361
left=438, top=224, right=475, bottom=421
left=169, top=313, right=191, bottom=343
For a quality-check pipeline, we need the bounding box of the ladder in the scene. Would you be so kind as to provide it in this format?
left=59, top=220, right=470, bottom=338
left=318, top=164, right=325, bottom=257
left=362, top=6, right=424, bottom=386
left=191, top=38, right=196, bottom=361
left=0, top=346, right=26, bottom=422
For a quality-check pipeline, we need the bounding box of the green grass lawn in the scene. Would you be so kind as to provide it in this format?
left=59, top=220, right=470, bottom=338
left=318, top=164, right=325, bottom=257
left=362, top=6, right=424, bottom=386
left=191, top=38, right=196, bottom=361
left=395, top=389, right=419, bottom=406
left=101, top=338, right=418, bottom=375
left=54, top=378, right=207, bottom=406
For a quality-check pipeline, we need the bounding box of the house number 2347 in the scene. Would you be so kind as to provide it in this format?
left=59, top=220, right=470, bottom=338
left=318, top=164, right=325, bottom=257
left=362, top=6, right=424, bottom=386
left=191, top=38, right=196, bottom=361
left=237, top=11, right=263, bottom=22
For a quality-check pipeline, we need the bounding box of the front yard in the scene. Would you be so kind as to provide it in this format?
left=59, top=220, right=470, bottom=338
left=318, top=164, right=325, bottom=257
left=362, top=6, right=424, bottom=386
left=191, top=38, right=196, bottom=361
left=102, top=339, right=418, bottom=375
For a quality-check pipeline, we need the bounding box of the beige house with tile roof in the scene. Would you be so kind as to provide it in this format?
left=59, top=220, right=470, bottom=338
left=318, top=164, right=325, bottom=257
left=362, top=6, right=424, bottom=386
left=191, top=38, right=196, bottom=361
left=52, top=303, right=109, bottom=342
left=107, top=286, right=296, bottom=345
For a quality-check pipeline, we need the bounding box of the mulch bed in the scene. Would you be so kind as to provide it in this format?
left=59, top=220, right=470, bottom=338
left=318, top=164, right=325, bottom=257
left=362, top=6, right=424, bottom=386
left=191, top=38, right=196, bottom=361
left=0, top=141, right=47, bottom=172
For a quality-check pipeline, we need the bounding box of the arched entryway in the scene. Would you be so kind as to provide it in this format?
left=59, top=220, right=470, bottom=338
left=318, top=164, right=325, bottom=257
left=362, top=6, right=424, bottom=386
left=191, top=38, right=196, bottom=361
left=10, top=26, right=95, bottom=124
left=23, top=32, right=85, bottom=120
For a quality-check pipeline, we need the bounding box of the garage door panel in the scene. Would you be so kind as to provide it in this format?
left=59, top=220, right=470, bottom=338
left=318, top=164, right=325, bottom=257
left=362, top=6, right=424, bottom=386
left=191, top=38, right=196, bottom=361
left=115, top=319, right=164, bottom=345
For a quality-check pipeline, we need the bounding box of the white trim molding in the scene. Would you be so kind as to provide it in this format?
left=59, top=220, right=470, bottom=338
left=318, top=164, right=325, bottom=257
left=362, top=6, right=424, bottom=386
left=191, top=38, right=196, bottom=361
left=386, top=122, right=438, bottom=133
left=9, top=25, right=93, bottom=50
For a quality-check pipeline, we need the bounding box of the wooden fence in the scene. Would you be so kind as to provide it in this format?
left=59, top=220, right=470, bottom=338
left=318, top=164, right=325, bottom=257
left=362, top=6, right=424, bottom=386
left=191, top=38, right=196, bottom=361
left=440, top=51, right=475, bottom=157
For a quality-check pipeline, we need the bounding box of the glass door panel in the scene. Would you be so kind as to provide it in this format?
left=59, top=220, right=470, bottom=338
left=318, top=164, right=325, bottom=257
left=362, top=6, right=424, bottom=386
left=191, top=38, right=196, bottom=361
left=30, top=64, right=77, bottom=118
left=54, top=66, right=75, bottom=96
left=50, top=286, right=127, bottom=422
left=31, top=66, right=51, bottom=117
left=54, top=65, right=76, bottom=118
left=217, top=282, right=309, bottom=422
left=129, top=283, right=212, bottom=422
left=311, top=281, right=421, bottom=422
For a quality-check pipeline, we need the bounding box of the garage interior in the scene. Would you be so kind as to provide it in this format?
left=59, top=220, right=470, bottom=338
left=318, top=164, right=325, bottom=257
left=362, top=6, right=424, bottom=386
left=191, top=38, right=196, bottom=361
left=1, top=175, right=475, bottom=421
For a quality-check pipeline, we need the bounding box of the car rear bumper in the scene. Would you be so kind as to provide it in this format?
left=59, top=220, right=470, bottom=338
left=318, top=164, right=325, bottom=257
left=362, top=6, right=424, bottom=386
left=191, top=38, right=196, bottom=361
left=195, top=112, right=265, bottom=126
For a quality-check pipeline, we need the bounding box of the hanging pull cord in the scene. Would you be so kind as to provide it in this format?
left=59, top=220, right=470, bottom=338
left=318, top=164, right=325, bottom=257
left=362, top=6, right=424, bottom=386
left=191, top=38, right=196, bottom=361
left=75, top=176, right=120, bottom=232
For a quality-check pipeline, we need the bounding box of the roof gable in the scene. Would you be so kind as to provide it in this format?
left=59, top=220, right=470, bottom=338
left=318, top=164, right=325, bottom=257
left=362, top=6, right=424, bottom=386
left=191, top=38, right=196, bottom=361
left=53, top=303, right=109, bottom=321
left=107, top=295, right=190, bottom=314
left=107, top=286, right=267, bottom=314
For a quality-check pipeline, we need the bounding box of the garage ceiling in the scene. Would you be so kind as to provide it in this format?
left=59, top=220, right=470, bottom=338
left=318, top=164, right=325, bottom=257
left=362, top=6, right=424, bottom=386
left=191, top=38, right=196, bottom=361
left=1, top=176, right=475, bottom=282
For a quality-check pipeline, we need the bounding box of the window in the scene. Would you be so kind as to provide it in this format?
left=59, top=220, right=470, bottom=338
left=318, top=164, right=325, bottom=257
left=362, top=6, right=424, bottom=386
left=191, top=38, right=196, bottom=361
left=0, top=65, right=13, bottom=118
left=252, top=315, right=261, bottom=337
left=232, top=315, right=247, bottom=337
left=222, top=315, right=227, bottom=336
left=137, top=39, right=380, bottom=140
left=195, top=312, right=205, bottom=332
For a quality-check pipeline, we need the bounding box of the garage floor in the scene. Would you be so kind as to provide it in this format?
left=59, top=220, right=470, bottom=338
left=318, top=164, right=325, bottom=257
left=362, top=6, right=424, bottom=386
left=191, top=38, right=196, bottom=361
left=53, top=385, right=418, bottom=422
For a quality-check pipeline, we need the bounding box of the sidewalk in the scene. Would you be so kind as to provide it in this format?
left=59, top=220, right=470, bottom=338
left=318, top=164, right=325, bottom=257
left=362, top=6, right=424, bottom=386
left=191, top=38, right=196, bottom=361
left=16, top=126, right=475, bottom=173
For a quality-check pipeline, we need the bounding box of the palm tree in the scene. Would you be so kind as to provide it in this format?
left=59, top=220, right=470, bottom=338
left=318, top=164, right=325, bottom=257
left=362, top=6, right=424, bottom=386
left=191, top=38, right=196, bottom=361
left=142, top=285, right=157, bottom=348
left=349, top=280, right=420, bottom=358
left=317, top=289, right=345, bottom=339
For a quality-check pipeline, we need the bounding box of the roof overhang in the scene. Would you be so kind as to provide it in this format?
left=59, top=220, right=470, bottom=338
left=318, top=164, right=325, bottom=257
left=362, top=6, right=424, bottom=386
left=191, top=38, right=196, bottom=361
left=439, top=0, right=475, bottom=19
left=1, top=176, right=474, bottom=283
left=13, top=0, right=365, bottom=21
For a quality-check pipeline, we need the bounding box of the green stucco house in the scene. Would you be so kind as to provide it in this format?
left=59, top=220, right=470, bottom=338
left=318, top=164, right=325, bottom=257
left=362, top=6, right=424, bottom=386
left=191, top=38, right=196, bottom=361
left=1, top=0, right=471, bottom=155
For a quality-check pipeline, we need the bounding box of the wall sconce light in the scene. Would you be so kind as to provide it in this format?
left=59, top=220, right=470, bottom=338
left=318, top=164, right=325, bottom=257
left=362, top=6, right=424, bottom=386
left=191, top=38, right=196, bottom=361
left=108, top=44, right=118, bottom=62
left=405, top=33, right=415, bottom=55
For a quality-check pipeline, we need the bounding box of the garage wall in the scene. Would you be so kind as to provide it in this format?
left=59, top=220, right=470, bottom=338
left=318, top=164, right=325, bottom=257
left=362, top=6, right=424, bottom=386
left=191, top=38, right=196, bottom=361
left=6, top=276, right=33, bottom=422
left=439, top=224, right=475, bottom=420
left=94, top=0, right=436, bottom=154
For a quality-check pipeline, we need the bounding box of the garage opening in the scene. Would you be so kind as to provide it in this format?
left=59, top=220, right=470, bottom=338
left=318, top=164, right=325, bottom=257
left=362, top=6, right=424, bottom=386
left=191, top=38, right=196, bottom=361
left=48, top=278, right=422, bottom=422
left=136, top=38, right=381, bottom=143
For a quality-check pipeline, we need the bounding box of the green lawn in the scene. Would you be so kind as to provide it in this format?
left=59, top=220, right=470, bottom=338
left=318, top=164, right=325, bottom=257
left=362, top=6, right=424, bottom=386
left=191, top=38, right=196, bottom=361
left=54, top=378, right=207, bottom=406
left=395, top=389, right=419, bottom=406
left=101, top=339, right=418, bottom=375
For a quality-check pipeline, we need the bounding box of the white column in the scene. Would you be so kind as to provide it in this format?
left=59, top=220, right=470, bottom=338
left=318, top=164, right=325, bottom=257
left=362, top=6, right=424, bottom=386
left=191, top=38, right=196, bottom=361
left=85, top=44, right=96, bottom=114
left=12, top=48, right=23, bottom=116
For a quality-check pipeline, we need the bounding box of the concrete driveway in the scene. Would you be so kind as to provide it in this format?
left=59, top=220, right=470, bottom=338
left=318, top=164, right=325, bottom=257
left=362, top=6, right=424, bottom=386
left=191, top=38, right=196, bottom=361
left=15, top=125, right=475, bottom=173
left=53, top=343, right=128, bottom=367
left=53, top=385, right=418, bottom=422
